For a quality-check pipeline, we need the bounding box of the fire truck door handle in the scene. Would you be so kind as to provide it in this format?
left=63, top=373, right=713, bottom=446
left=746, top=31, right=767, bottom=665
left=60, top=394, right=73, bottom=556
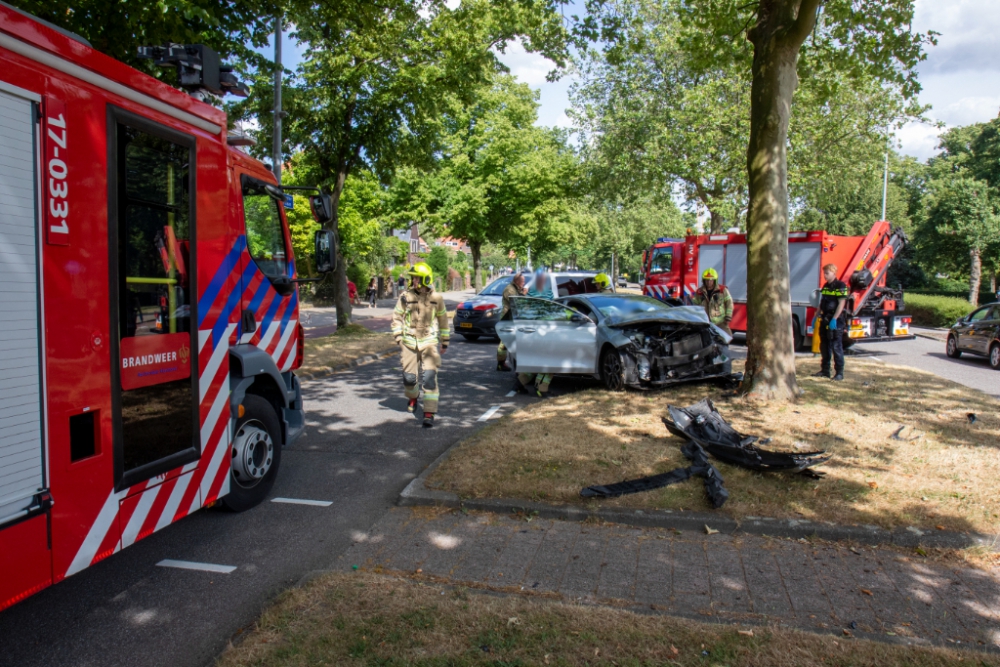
left=241, top=309, right=257, bottom=334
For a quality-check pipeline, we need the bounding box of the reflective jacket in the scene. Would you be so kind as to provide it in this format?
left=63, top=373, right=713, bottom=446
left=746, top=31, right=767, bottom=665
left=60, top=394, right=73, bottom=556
left=391, top=287, right=450, bottom=350
left=691, top=285, right=734, bottom=326
left=819, top=279, right=849, bottom=324
left=499, top=282, right=521, bottom=319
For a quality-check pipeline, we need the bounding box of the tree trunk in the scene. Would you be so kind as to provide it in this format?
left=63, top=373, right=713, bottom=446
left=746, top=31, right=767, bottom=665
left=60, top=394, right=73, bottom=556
left=709, top=209, right=725, bottom=234
left=969, top=247, right=982, bottom=307
left=740, top=1, right=818, bottom=401
left=990, top=268, right=997, bottom=294
left=470, top=240, right=483, bottom=292
left=328, top=170, right=352, bottom=328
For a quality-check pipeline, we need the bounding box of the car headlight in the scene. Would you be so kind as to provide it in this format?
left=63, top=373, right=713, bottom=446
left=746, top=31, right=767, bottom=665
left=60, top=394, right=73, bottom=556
left=484, top=309, right=496, bottom=318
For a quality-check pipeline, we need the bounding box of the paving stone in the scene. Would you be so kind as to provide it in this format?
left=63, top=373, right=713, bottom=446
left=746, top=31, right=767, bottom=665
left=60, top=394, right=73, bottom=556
left=596, top=529, right=641, bottom=601
left=449, top=523, right=512, bottom=582
left=671, top=541, right=710, bottom=596
left=636, top=536, right=673, bottom=584
left=706, top=543, right=751, bottom=613
left=385, top=512, right=463, bottom=572
left=560, top=529, right=608, bottom=597
left=363, top=508, right=435, bottom=567
left=418, top=515, right=487, bottom=576
left=485, top=522, right=551, bottom=585
left=523, top=520, right=582, bottom=593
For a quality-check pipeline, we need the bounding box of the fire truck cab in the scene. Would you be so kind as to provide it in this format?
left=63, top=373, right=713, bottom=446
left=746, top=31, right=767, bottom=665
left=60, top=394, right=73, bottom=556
left=0, top=4, right=335, bottom=610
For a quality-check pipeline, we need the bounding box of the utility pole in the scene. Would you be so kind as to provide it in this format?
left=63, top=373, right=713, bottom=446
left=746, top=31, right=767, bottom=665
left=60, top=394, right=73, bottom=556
left=272, top=15, right=283, bottom=184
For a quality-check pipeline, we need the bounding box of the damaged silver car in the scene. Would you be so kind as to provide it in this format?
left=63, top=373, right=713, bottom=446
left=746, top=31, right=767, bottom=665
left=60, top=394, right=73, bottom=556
left=496, top=294, right=732, bottom=391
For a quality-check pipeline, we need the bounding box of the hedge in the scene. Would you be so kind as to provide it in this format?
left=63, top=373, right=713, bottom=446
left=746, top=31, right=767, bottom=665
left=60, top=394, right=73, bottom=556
left=903, top=293, right=975, bottom=328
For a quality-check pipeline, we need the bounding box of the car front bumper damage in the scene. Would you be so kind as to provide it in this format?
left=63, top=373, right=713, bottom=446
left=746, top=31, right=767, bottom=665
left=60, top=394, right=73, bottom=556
left=617, top=323, right=731, bottom=387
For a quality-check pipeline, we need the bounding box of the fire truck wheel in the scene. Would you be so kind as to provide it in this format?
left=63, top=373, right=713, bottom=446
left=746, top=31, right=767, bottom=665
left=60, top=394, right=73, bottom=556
left=600, top=346, right=626, bottom=392
left=946, top=335, right=962, bottom=359
left=222, top=394, right=282, bottom=512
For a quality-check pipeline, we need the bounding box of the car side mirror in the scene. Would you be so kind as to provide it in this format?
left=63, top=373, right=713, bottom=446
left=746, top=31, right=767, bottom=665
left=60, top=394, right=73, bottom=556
left=314, top=229, right=337, bottom=274
left=309, top=193, right=334, bottom=225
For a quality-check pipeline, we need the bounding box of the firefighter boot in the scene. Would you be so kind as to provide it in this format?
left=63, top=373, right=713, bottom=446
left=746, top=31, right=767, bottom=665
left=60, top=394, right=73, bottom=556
left=407, top=399, right=418, bottom=413
left=423, top=413, right=435, bottom=428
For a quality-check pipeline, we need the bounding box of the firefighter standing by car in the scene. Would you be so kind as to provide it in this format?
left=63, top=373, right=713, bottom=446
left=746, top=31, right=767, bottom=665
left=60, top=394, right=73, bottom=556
left=496, top=272, right=526, bottom=372
left=594, top=273, right=614, bottom=293
left=691, top=268, right=734, bottom=334
left=814, top=263, right=848, bottom=381
left=391, top=263, right=450, bottom=427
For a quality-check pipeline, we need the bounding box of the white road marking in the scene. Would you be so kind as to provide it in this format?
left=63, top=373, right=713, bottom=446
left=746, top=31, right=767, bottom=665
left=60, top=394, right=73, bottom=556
left=156, top=558, right=236, bottom=574
left=505, top=390, right=516, bottom=397
left=478, top=405, right=501, bottom=421
left=156, top=559, right=236, bottom=574
left=271, top=497, right=334, bottom=507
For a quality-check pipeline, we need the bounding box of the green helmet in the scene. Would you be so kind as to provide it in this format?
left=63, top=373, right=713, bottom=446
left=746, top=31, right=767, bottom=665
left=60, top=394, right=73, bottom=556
left=702, top=268, right=719, bottom=281
left=594, top=273, right=611, bottom=289
left=408, top=262, right=434, bottom=288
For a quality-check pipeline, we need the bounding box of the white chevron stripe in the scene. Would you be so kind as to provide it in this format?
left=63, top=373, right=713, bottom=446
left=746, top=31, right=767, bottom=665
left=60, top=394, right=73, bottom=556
left=154, top=471, right=194, bottom=532
left=200, top=373, right=230, bottom=446
left=66, top=488, right=128, bottom=576
left=257, top=322, right=280, bottom=351
left=199, top=328, right=211, bottom=353
left=120, top=483, right=163, bottom=549
left=193, top=427, right=230, bottom=512
left=200, top=323, right=235, bottom=402
left=272, top=319, right=296, bottom=367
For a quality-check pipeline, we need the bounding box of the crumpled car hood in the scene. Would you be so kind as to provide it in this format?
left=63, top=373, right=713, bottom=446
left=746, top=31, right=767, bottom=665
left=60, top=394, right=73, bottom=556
left=604, top=306, right=733, bottom=343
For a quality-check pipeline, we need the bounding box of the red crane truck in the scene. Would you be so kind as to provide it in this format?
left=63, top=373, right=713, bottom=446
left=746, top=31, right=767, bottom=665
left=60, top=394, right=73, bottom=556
left=640, top=220, right=915, bottom=349
left=0, top=4, right=337, bottom=611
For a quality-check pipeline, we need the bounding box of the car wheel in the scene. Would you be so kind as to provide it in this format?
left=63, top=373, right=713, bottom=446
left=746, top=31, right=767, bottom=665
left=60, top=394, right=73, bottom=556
left=600, top=346, right=626, bottom=392
left=990, top=343, right=1000, bottom=370
left=946, top=335, right=962, bottom=358
left=221, top=394, right=282, bottom=512
left=461, top=334, right=480, bottom=342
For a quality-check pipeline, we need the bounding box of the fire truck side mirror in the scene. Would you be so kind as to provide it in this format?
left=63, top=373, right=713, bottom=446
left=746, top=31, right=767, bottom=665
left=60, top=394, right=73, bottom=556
left=314, top=230, right=337, bottom=274
left=309, top=194, right=334, bottom=225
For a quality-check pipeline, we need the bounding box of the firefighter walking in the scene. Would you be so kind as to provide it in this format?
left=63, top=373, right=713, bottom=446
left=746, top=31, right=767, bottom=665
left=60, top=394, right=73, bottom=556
left=813, top=263, right=848, bottom=381
left=691, top=268, right=733, bottom=334
left=391, top=263, right=450, bottom=427
left=496, top=272, right=525, bottom=372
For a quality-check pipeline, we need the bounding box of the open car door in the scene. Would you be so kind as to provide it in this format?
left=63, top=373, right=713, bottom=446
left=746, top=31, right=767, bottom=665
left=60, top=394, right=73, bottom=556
left=508, top=297, right=598, bottom=374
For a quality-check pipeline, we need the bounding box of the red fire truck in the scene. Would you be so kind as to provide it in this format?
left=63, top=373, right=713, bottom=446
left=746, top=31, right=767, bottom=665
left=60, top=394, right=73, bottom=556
left=640, top=220, right=915, bottom=349
left=0, top=5, right=337, bottom=610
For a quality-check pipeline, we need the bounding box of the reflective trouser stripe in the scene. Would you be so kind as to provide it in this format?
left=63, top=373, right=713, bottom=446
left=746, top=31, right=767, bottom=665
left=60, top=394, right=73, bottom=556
left=497, top=341, right=507, bottom=362
left=400, top=344, right=442, bottom=413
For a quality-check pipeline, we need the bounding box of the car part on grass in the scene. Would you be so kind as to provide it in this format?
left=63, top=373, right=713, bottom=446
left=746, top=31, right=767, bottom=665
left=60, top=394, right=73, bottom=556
left=581, top=440, right=729, bottom=508
left=663, top=399, right=830, bottom=477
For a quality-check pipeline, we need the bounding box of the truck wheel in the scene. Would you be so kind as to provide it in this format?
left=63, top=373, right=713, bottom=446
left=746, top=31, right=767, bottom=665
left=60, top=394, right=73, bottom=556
left=222, top=394, right=282, bottom=512
left=946, top=335, right=962, bottom=359
left=989, top=343, right=1000, bottom=370
left=600, top=346, right=626, bottom=392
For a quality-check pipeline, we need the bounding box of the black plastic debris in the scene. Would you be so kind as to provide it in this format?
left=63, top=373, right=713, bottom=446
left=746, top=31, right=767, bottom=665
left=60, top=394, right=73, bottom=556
left=967, top=412, right=977, bottom=424
left=581, top=399, right=831, bottom=507
left=664, top=399, right=831, bottom=477
left=581, top=440, right=729, bottom=508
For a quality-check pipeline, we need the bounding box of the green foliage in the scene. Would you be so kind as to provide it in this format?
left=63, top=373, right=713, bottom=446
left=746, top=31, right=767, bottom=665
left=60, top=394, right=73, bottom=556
left=346, top=263, right=373, bottom=294
left=903, top=294, right=974, bottom=328
left=426, top=246, right=451, bottom=282
left=10, top=0, right=279, bottom=79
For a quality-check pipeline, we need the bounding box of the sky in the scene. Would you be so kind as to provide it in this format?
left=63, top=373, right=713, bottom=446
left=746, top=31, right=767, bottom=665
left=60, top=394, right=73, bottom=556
left=259, top=0, right=1000, bottom=163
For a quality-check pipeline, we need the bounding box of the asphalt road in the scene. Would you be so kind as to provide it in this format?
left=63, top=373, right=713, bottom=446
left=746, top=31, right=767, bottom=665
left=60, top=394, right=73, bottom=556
left=0, top=336, right=529, bottom=667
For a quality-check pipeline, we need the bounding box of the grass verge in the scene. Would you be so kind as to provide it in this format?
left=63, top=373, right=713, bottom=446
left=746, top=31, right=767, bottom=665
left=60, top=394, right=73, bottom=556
left=216, top=572, right=997, bottom=667
left=428, top=358, right=1000, bottom=534
left=300, top=323, right=395, bottom=375
left=905, top=293, right=974, bottom=328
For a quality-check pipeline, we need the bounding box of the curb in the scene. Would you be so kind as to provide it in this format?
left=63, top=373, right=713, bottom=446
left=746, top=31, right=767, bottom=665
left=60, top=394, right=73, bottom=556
left=399, top=432, right=999, bottom=553
left=296, top=346, right=398, bottom=382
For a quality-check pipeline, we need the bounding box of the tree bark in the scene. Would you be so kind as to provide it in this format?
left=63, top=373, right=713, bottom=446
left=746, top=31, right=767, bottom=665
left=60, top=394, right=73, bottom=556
left=740, top=0, right=819, bottom=401
left=709, top=209, right=725, bottom=234
left=470, top=240, right=483, bottom=292
left=969, top=247, right=982, bottom=307
left=328, top=170, right=352, bottom=328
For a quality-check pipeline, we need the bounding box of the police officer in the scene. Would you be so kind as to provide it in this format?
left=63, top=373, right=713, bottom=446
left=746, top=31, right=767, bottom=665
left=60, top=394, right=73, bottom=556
left=814, top=263, right=848, bottom=381
left=594, top=273, right=614, bottom=293
left=496, top=272, right=526, bottom=372
left=391, top=262, right=450, bottom=427
left=691, top=268, right=734, bottom=334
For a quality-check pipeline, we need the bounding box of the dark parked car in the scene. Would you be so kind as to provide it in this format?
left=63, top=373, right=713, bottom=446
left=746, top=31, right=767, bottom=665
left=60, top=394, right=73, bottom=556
left=946, top=302, right=1000, bottom=370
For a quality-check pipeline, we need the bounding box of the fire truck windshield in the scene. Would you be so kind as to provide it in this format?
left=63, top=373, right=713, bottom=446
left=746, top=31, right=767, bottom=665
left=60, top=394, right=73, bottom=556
left=648, top=247, right=672, bottom=274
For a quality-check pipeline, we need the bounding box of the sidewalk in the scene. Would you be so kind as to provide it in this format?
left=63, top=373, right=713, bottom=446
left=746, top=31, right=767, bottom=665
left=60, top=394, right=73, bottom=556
left=339, top=507, right=1000, bottom=650
left=301, top=289, right=475, bottom=337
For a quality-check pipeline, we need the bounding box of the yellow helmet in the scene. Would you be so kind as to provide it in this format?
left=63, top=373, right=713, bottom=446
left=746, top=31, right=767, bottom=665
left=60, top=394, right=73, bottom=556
left=702, top=268, right=719, bottom=281
left=408, top=262, right=434, bottom=287
left=594, top=273, right=611, bottom=289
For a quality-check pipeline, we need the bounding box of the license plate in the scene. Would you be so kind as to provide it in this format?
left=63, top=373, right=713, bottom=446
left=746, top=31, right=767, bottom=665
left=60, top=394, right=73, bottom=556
left=459, top=322, right=473, bottom=328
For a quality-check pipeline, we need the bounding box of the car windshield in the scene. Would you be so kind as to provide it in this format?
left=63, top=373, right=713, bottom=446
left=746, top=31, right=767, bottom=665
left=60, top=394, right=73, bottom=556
left=479, top=276, right=517, bottom=296
left=587, top=295, right=674, bottom=318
